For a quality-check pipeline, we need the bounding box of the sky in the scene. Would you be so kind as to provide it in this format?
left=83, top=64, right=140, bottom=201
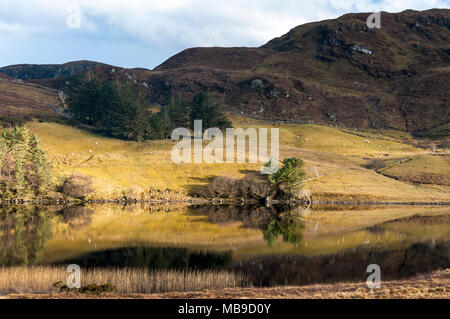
left=0, top=0, right=449, bottom=69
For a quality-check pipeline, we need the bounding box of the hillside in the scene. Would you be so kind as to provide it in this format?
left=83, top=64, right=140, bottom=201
left=1, top=70, right=448, bottom=202
left=21, top=119, right=450, bottom=202
left=1, top=9, right=449, bottom=135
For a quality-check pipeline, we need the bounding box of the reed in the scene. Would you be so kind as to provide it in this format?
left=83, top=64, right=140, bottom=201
left=0, top=266, right=249, bottom=294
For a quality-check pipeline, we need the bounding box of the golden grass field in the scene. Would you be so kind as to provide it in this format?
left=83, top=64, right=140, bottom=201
left=24, top=115, right=450, bottom=202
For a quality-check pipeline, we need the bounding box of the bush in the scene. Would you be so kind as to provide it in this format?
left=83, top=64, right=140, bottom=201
left=197, top=173, right=273, bottom=200
left=236, top=173, right=274, bottom=199
left=60, top=173, right=94, bottom=199
left=196, top=176, right=238, bottom=199
left=0, top=115, right=32, bottom=127
left=367, top=158, right=386, bottom=170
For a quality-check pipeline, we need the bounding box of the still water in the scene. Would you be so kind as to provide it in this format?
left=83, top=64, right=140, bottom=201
left=0, top=203, right=449, bottom=286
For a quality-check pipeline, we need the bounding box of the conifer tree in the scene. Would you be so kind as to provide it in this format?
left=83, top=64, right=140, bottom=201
left=0, top=127, right=52, bottom=199
left=190, top=92, right=231, bottom=132
left=66, top=71, right=101, bottom=125
left=167, top=95, right=188, bottom=129
left=267, top=157, right=306, bottom=199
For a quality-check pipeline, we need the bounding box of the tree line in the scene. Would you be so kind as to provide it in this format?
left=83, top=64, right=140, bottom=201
left=66, top=72, right=231, bottom=141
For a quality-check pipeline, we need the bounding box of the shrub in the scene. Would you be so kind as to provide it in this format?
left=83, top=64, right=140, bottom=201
left=60, top=173, right=94, bottom=199
left=196, top=176, right=238, bottom=199
left=0, top=115, right=32, bottom=127
left=236, top=173, right=274, bottom=199
left=79, top=283, right=116, bottom=294
left=196, top=173, right=274, bottom=200
left=367, top=158, right=386, bottom=170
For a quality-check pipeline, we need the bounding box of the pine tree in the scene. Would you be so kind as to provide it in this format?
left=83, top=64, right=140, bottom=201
left=190, top=92, right=231, bottom=131
left=267, top=157, right=306, bottom=199
left=26, top=134, right=52, bottom=195
left=66, top=72, right=231, bottom=141
left=66, top=71, right=101, bottom=125
left=97, top=81, right=150, bottom=140
left=167, top=95, right=188, bottom=129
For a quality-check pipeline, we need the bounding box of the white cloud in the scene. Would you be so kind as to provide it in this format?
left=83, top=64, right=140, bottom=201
left=0, top=20, right=27, bottom=36
left=0, top=0, right=448, bottom=68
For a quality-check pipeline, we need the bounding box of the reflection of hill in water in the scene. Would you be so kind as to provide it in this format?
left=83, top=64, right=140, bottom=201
left=381, top=214, right=449, bottom=226
left=366, top=214, right=450, bottom=234
left=236, top=241, right=450, bottom=286
left=54, top=247, right=232, bottom=269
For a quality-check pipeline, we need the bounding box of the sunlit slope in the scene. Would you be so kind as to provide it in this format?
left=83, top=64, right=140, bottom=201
left=26, top=121, right=261, bottom=198
left=26, top=118, right=450, bottom=202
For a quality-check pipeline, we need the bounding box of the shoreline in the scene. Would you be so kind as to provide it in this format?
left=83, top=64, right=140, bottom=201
left=1, top=198, right=450, bottom=206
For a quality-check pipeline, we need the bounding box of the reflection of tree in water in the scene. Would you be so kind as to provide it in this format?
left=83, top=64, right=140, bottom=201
left=58, top=205, right=93, bottom=229
left=263, top=211, right=304, bottom=246
left=189, top=204, right=305, bottom=245
left=0, top=206, right=53, bottom=265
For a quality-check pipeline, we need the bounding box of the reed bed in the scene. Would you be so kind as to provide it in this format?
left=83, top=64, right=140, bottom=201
left=0, top=266, right=249, bottom=294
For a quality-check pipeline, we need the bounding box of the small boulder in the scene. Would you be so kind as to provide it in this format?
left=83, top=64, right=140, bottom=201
left=250, top=78, right=264, bottom=89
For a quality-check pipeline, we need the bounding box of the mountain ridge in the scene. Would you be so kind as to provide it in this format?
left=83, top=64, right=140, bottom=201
left=1, top=9, right=449, bottom=134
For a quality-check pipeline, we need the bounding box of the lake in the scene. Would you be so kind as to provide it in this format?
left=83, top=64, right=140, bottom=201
left=0, top=203, right=448, bottom=286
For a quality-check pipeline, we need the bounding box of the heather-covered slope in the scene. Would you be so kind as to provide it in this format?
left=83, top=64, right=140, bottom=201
left=0, top=77, right=64, bottom=123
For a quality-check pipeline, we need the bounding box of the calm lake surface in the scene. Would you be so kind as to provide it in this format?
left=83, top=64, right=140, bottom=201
left=1, top=204, right=449, bottom=286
